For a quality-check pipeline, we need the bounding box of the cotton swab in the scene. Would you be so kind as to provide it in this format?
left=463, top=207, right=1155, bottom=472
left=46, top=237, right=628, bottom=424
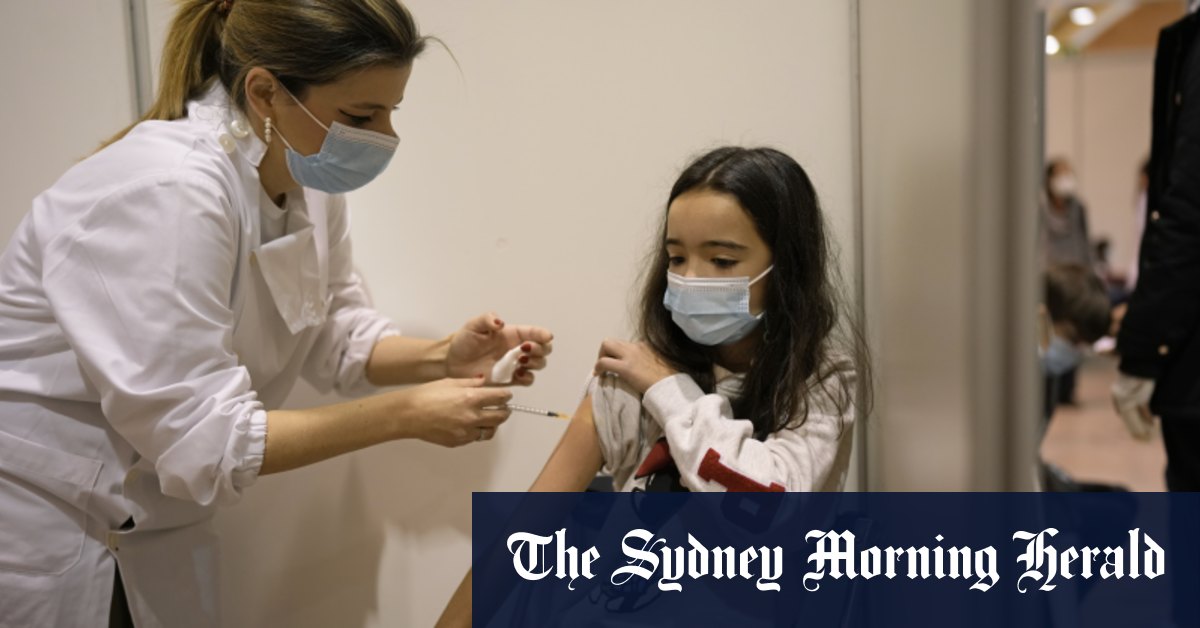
left=490, top=345, right=525, bottom=384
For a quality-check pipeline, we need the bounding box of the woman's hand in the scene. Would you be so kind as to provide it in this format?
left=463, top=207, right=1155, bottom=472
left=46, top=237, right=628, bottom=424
left=402, top=377, right=513, bottom=447
left=446, top=312, right=554, bottom=386
left=261, top=377, right=512, bottom=474
left=593, top=339, right=677, bottom=394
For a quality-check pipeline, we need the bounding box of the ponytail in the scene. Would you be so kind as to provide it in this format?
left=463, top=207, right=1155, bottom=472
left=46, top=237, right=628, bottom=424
left=100, top=0, right=226, bottom=149
left=98, top=0, right=427, bottom=151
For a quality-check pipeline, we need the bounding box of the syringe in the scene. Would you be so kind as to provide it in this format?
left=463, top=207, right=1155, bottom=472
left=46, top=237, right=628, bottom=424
left=508, top=403, right=570, bottom=420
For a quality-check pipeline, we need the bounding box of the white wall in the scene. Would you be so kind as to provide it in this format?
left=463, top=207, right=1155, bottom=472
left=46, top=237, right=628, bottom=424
left=859, top=0, right=972, bottom=490
left=858, top=0, right=1042, bottom=491
left=0, top=1, right=136, bottom=246
left=1045, top=50, right=1154, bottom=276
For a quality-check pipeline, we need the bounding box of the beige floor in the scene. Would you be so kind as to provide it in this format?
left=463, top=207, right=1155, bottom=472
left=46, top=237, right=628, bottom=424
left=1038, top=359, right=1174, bottom=626
left=1040, top=354, right=1168, bottom=492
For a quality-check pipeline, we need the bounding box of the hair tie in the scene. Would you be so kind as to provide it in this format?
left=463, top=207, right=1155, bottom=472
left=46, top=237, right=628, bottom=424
left=215, top=0, right=233, bottom=16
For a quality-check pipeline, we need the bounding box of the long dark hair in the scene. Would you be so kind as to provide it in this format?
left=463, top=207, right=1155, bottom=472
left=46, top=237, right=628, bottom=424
left=638, top=146, right=869, bottom=438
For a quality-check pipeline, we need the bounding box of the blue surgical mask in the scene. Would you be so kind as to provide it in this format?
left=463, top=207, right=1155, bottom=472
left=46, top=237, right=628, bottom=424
left=275, top=88, right=399, bottom=194
left=663, top=266, right=773, bottom=346
left=1042, top=334, right=1083, bottom=376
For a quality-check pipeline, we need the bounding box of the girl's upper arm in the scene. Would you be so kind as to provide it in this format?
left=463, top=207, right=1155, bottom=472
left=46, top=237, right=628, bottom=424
left=528, top=394, right=605, bottom=492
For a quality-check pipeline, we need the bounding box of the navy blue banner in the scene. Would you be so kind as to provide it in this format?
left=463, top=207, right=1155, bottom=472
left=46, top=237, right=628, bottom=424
left=471, top=492, right=1200, bottom=627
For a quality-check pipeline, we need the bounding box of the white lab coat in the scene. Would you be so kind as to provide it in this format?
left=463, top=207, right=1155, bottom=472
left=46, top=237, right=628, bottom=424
left=0, top=83, right=397, bottom=627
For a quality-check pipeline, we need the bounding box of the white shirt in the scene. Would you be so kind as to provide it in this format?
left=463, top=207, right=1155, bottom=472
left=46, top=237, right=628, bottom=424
left=591, top=358, right=855, bottom=493
left=0, top=83, right=397, bottom=627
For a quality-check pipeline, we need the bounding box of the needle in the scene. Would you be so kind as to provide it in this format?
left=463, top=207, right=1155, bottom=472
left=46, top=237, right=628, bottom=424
left=508, top=403, right=570, bottom=420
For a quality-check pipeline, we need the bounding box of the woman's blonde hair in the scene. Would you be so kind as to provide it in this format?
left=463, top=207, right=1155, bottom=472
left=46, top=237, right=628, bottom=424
left=101, top=0, right=427, bottom=148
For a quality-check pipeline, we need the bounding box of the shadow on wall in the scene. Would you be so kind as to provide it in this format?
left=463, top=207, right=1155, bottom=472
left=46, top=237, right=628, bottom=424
left=215, top=378, right=502, bottom=627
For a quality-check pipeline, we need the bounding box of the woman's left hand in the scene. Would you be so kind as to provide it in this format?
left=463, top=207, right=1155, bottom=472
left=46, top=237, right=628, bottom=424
left=446, top=312, right=554, bottom=386
left=594, top=339, right=677, bottom=394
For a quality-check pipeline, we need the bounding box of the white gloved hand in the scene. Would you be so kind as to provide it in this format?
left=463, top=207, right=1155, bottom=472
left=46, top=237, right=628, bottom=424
left=1111, top=374, right=1157, bottom=441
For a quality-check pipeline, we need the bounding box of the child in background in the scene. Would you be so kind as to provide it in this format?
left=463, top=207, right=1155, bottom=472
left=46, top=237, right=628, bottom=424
left=1039, top=263, right=1118, bottom=492
left=1040, top=263, right=1113, bottom=419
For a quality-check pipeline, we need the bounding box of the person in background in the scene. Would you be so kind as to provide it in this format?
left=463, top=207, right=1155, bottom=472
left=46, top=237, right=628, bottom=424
left=1041, top=158, right=1094, bottom=270
left=1038, top=266, right=1118, bottom=496
left=1114, top=8, right=1200, bottom=625
left=1040, top=264, right=1112, bottom=422
left=1092, top=237, right=1117, bottom=298
left=1040, top=158, right=1094, bottom=407
left=1114, top=4, right=1200, bottom=487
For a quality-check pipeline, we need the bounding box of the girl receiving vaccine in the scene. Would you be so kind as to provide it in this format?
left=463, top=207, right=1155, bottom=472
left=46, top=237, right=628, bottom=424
left=437, top=146, right=867, bottom=624
left=545, top=145, right=865, bottom=494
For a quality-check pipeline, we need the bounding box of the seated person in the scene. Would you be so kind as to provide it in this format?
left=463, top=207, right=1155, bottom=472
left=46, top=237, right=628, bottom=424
left=1038, top=263, right=1115, bottom=492
left=436, top=146, right=867, bottom=625
left=1039, top=264, right=1112, bottom=420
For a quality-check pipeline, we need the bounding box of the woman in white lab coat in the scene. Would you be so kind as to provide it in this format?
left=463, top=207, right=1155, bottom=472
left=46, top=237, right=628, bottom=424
left=0, top=1, right=551, bottom=626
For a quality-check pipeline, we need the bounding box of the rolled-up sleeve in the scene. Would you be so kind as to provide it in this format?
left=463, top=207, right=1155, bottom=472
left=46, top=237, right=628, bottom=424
left=41, top=173, right=265, bottom=507
left=302, top=195, right=399, bottom=396
left=642, top=371, right=855, bottom=493
left=588, top=375, right=647, bottom=488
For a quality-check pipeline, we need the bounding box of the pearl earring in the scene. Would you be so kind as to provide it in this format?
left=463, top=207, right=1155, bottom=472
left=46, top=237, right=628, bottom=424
left=264, top=117, right=272, bottom=144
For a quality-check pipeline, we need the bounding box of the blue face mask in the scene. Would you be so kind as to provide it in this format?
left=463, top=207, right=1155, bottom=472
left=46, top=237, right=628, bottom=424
left=663, top=266, right=773, bottom=346
left=1042, top=334, right=1083, bottom=376
left=275, top=88, right=399, bottom=194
